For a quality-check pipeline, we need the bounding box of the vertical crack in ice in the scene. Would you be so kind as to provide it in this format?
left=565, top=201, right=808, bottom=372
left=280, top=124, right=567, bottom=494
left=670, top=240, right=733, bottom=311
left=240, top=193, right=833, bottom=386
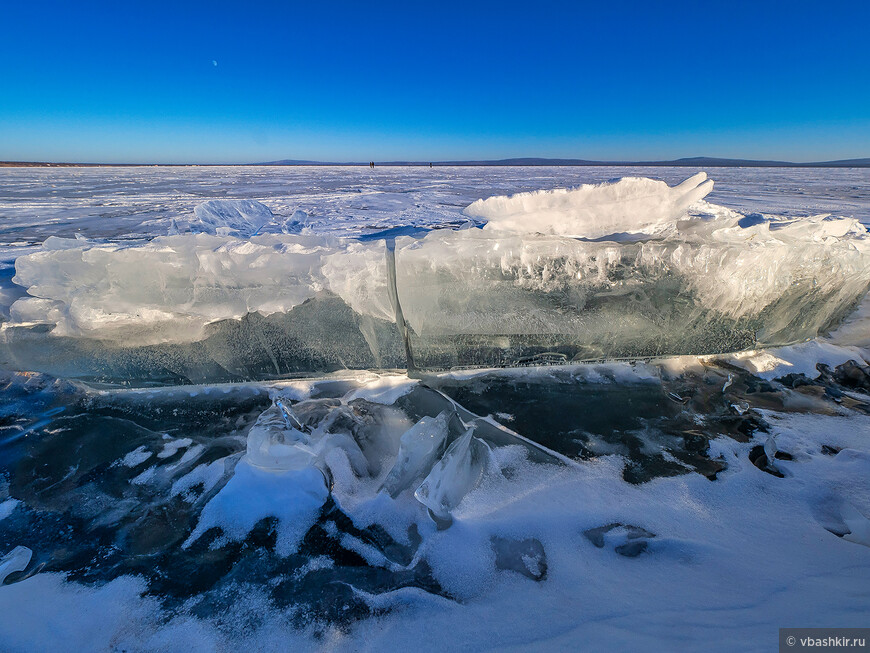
left=385, top=239, right=417, bottom=373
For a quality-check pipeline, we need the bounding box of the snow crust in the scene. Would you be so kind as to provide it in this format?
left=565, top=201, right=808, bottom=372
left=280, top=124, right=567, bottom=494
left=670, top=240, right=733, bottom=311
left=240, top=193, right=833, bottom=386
left=1, top=375, right=869, bottom=651
left=185, top=461, right=329, bottom=556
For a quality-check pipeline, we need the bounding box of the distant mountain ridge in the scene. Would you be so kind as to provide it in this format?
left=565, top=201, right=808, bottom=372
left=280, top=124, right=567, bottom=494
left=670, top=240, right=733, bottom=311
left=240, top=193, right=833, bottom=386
left=258, top=156, right=870, bottom=168
left=3, top=157, right=869, bottom=168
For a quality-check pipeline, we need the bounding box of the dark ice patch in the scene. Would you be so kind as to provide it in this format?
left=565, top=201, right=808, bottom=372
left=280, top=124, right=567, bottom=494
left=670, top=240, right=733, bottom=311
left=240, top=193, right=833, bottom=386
left=491, top=536, right=547, bottom=581
left=583, top=523, right=656, bottom=557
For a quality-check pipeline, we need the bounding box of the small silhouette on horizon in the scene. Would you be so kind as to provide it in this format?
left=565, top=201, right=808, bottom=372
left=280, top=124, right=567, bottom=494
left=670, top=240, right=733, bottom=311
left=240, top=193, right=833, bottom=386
left=369, top=161, right=374, bottom=169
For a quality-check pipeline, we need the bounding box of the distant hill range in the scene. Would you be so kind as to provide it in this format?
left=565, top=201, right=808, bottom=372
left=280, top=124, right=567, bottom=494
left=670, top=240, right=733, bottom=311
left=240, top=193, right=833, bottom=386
left=3, top=157, right=870, bottom=168
left=259, top=156, right=870, bottom=168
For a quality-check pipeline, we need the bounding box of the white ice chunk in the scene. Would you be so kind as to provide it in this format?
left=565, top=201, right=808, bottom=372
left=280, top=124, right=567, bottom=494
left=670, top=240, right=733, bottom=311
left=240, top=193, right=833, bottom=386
left=465, top=172, right=713, bottom=239
left=192, top=199, right=274, bottom=237
left=415, top=427, right=490, bottom=520
left=131, top=466, right=157, bottom=486
left=0, top=546, right=32, bottom=584
left=382, top=412, right=450, bottom=497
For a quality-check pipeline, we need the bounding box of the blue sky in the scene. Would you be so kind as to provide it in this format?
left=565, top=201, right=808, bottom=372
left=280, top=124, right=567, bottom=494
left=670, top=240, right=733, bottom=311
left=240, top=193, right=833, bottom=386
left=1, top=0, right=868, bottom=163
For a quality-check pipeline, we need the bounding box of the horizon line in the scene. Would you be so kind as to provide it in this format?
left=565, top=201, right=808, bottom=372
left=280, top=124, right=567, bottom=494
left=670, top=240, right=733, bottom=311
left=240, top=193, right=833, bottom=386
left=2, top=155, right=870, bottom=169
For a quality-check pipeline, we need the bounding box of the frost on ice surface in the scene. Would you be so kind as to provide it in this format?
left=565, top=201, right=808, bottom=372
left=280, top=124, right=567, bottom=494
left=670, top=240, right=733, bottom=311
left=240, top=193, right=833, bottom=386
left=465, top=172, right=714, bottom=238
left=116, top=445, right=153, bottom=468
left=157, top=437, right=192, bottom=459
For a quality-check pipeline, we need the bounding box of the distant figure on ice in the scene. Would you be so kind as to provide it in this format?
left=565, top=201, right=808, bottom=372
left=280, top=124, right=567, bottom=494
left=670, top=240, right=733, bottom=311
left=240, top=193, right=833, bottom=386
left=429, top=162, right=432, bottom=168
left=370, top=161, right=374, bottom=169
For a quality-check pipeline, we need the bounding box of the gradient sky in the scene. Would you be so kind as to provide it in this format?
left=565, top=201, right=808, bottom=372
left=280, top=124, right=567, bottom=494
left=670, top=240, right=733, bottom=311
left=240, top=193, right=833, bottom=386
left=1, top=0, right=869, bottom=163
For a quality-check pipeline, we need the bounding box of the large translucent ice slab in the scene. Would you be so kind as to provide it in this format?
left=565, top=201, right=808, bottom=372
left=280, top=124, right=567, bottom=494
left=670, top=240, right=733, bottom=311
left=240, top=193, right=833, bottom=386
left=9, top=233, right=337, bottom=343
left=387, top=212, right=870, bottom=368
left=2, top=175, right=869, bottom=382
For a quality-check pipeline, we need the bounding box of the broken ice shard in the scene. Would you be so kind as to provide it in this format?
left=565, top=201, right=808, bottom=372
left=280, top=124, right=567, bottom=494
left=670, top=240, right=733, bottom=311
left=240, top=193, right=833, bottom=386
left=192, top=199, right=275, bottom=237
left=280, top=209, right=311, bottom=234
left=415, top=427, right=490, bottom=520
left=246, top=400, right=315, bottom=472
left=0, top=546, right=32, bottom=584
left=381, top=411, right=450, bottom=497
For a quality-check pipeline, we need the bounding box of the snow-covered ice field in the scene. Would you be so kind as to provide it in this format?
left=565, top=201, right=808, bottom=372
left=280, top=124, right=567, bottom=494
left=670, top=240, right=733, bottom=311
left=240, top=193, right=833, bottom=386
left=1, top=166, right=868, bottom=249
left=0, top=166, right=868, bottom=651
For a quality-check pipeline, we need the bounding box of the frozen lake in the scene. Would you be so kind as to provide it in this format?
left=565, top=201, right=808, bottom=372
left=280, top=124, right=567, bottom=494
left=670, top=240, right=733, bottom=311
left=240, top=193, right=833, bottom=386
left=1, top=166, right=868, bottom=250
left=0, top=166, right=869, bottom=652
